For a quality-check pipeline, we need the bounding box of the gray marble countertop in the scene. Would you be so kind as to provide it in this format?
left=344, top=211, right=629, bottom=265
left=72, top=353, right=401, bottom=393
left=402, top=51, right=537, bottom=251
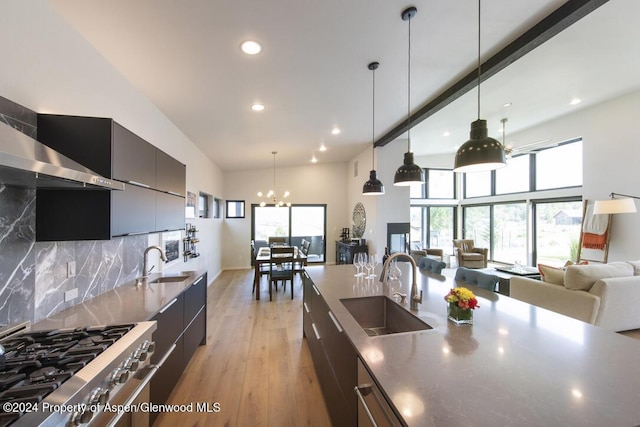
left=306, top=264, right=640, bottom=426
left=31, top=270, right=206, bottom=331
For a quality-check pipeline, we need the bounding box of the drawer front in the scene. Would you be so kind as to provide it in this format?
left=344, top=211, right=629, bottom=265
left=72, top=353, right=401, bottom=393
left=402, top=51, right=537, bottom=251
left=184, top=274, right=207, bottom=327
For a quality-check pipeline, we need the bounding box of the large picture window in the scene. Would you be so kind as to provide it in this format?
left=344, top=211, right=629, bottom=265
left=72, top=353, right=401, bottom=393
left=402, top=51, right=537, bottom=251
left=463, top=205, right=490, bottom=251
left=536, top=140, right=582, bottom=190
left=492, top=203, right=527, bottom=264
left=496, top=155, right=530, bottom=194
left=534, top=200, right=583, bottom=267
left=464, top=170, right=491, bottom=198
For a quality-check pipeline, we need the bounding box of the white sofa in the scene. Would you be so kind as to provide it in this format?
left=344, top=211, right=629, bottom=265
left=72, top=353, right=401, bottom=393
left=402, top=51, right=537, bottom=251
left=510, top=261, right=640, bottom=332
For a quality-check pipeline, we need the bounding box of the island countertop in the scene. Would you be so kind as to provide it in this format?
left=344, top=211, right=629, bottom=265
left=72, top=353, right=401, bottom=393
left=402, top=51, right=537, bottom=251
left=306, top=264, right=640, bottom=426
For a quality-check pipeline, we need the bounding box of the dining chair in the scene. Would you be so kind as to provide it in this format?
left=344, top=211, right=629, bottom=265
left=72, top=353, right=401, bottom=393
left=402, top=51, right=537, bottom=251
left=269, top=246, right=295, bottom=300
left=268, top=236, right=287, bottom=246
left=251, top=240, right=270, bottom=293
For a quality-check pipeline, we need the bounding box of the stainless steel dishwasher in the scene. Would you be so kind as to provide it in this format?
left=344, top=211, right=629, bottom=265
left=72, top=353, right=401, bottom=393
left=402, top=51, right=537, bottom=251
left=355, top=358, right=403, bottom=427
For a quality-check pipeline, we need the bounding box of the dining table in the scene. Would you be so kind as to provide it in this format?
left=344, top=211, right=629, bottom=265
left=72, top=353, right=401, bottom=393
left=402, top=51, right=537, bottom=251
left=254, top=246, right=307, bottom=300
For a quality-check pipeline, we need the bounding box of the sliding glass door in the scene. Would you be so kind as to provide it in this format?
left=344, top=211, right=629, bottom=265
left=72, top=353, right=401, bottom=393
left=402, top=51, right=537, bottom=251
left=252, top=204, right=326, bottom=263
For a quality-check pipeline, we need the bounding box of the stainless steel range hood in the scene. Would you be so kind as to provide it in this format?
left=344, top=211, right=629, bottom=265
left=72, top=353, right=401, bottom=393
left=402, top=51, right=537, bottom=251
left=0, top=121, right=124, bottom=190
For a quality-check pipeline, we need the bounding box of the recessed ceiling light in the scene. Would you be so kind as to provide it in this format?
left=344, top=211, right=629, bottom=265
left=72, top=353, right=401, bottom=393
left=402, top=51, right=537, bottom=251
left=311, top=156, right=318, bottom=163
left=319, top=144, right=327, bottom=152
left=443, top=131, right=451, bottom=137
left=503, top=102, right=512, bottom=108
left=570, top=98, right=582, bottom=105
left=331, top=127, right=341, bottom=135
left=251, top=103, right=265, bottom=111
left=241, top=40, right=262, bottom=55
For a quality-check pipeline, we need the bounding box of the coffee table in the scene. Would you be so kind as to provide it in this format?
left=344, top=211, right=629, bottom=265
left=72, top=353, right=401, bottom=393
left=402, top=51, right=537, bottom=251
left=482, top=265, right=541, bottom=296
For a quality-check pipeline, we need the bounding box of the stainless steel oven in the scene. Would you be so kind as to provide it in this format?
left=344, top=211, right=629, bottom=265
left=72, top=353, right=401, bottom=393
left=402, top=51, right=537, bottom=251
left=0, top=321, right=157, bottom=427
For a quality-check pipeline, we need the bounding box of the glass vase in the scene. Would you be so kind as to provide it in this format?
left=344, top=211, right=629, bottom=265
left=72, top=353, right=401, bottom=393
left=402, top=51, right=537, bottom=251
left=448, top=302, right=473, bottom=325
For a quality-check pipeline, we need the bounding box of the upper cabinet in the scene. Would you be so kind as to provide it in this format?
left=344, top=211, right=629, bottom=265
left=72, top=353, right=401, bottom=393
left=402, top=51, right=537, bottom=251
left=35, top=114, right=186, bottom=240
left=156, top=149, right=186, bottom=196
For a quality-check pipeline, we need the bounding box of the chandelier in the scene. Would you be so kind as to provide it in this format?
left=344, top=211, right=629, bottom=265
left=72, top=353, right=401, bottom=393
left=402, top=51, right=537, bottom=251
left=258, top=151, right=291, bottom=207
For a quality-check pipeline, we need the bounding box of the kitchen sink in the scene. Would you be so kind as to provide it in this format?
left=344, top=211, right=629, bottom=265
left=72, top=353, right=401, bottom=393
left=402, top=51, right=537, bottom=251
left=340, top=296, right=432, bottom=336
left=150, top=275, right=191, bottom=284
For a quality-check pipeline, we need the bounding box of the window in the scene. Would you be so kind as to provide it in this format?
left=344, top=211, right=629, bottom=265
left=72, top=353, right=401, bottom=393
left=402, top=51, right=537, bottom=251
left=213, top=197, right=221, bottom=219
left=198, top=192, right=212, bottom=218
left=427, top=169, right=455, bottom=199
left=252, top=204, right=326, bottom=263
left=536, top=140, right=582, bottom=190
left=226, top=200, right=245, bottom=218
left=492, top=203, right=527, bottom=264
left=464, top=170, right=491, bottom=198
left=410, top=205, right=456, bottom=254
left=496, top=155, right=530, bottom=194
left=534, top=200, right=583, bottom=266
left=463, top=206, right=490, bottom=252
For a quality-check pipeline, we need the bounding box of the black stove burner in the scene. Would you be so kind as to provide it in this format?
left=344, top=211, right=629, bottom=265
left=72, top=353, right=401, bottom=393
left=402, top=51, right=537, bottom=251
left=0, top=323, right=136, bottom=419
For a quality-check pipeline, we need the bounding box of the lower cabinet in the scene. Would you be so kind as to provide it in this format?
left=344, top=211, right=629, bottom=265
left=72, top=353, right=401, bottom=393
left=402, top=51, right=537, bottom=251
left=150, top=273, right=207, bottom=425
left=302, top=271, right=357, bottom=426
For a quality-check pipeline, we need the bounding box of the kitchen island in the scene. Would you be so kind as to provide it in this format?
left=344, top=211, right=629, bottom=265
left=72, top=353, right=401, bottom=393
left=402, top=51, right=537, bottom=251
left=305, top=264, right=640, bottom=426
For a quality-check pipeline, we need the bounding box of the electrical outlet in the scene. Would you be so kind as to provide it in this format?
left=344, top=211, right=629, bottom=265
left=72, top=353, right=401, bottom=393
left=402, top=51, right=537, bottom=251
left=67, top=261, right=76, bottom=278
left=64, top=288, right=78, bottom=302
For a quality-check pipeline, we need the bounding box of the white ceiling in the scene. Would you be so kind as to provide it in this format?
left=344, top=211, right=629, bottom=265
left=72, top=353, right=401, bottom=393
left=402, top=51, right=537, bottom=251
left=49, top=0, right=640, bottom=172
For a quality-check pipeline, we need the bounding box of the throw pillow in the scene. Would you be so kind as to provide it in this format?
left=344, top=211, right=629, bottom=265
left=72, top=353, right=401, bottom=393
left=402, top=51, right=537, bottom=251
left=537, top=264, right=565, bottom=285
left=564, top=260, right=589, bottom=267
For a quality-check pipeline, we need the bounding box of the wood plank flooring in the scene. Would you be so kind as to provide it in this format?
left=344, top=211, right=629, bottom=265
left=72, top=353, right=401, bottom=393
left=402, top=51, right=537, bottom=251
left=153, top=269, right=332, bottom=427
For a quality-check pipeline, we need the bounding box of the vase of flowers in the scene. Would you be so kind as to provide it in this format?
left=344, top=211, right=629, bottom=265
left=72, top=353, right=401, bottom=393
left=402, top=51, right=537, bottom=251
left=444, top=287, right=479, bottom=325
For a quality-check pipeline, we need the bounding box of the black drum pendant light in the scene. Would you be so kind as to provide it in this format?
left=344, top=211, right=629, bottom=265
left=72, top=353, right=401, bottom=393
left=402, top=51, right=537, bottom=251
left=454, top=0, right=506, bottom=173
left=394, top=6, right=424, bottom=186
left=363, top=61, right=385, bottom=195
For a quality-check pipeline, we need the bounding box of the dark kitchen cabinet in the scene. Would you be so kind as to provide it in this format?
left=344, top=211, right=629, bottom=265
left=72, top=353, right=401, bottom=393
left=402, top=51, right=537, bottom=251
left=302, top=271, right=357, bottom=426
left=35, top=114, right=185, bottom=240
left=111, top=184, right=156, bottom=237
left=156, top=149, right=186, bottom=196
left=150, top=273, right=207, bottom=425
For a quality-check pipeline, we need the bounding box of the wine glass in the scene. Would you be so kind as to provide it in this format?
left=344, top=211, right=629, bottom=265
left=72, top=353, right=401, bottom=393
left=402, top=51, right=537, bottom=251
left=359, top=253, right=368, bottom=278
left=353, top=254, right=361, bottom=277
left=367, top=253, right=378, bottom=279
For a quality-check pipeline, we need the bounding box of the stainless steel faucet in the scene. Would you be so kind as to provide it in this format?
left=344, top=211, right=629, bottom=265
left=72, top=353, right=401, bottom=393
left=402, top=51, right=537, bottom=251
left=380, top=252, right=423, bottom=310
left=141, top=246, right=167, bottom=282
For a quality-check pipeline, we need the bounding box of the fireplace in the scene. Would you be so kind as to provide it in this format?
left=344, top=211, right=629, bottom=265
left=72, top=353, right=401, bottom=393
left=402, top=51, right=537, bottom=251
left=387, top=223, right=410, bottom=254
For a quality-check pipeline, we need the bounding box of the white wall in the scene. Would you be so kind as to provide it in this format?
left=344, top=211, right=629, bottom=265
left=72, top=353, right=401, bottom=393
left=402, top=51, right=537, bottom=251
left=0, top=1, right=223, bottom=281
left=223, top=162, right=348, bottom=268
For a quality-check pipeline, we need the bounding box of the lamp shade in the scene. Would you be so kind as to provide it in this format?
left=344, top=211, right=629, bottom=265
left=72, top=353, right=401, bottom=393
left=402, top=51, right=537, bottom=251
left=363, top=170, right=385, bottom=195
left=394, top=152, right=424, bottom=186
left=454, top=119, right=507, bottom=173
left=593, top=198, right=637, bottom=214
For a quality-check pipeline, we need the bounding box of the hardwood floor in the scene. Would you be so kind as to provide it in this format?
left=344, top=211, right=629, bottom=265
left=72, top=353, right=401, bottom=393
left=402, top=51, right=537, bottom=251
left=154, top=269, right=332, bottom=427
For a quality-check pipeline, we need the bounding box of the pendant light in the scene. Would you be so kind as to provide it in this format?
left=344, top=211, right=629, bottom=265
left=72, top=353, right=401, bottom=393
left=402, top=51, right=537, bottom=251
left=453, top=0, right=507, bottom=173
left=257, top=151, right=291, bottom=207
left=394, top=6, right=424, bottom=186
left=363, top=61, right=385, bottom=195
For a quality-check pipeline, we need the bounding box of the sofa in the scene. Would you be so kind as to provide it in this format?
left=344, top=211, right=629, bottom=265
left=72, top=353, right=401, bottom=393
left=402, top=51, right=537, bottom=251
left=510, top=261, right=640, bottom=331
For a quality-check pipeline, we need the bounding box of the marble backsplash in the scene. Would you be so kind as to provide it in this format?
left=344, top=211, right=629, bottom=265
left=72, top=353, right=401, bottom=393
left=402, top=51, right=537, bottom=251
left=0, top=184, right=147, bottom=327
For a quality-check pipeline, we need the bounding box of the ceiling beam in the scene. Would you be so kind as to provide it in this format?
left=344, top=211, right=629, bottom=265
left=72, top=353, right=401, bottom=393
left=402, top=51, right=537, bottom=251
left=374, top=0, right=610, bottom=148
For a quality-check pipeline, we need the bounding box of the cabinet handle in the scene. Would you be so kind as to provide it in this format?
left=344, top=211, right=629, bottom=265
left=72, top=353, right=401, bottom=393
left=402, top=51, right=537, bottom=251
left=154, top=343, right=178, bottom=369
left=328, top=311, right=343, bottom=333
left=105, top=364, right=158, bottom=427
left=167, top=191, right=182, bottom=197
left=158, top=298, right=178, bottom=314
left=354, top=384, right=378, bottom=427
left=312, top=285, right=320, bottom=296
left=193, top=276, right=204, bottom=286
left=312, top=323, right=321, bottom=340
left=303, top=270, right=309, bottom=279
left=304, top=302, right=310, bottom=313
left=126, top=180, right=151, bottom=188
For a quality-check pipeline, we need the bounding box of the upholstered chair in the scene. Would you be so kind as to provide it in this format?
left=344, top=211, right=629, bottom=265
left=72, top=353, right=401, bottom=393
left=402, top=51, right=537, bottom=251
left=453, top=239, right=488, bottom=269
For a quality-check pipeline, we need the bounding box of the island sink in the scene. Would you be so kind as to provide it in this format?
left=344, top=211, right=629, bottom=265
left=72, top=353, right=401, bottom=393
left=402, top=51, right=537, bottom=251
left=340, top=295, right=432, bottom=336
left=150, top=275, right=191, bottom=284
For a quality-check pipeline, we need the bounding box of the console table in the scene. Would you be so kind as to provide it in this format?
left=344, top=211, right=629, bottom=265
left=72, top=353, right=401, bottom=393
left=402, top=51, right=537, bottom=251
left=335, top=241, right=367, bottom=265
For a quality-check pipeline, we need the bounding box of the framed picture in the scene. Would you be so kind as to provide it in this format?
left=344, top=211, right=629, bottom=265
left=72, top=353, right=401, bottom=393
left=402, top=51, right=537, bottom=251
left=186, top=191, right=197, bottom=218
left=162, top=230, right=182, bottom=265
